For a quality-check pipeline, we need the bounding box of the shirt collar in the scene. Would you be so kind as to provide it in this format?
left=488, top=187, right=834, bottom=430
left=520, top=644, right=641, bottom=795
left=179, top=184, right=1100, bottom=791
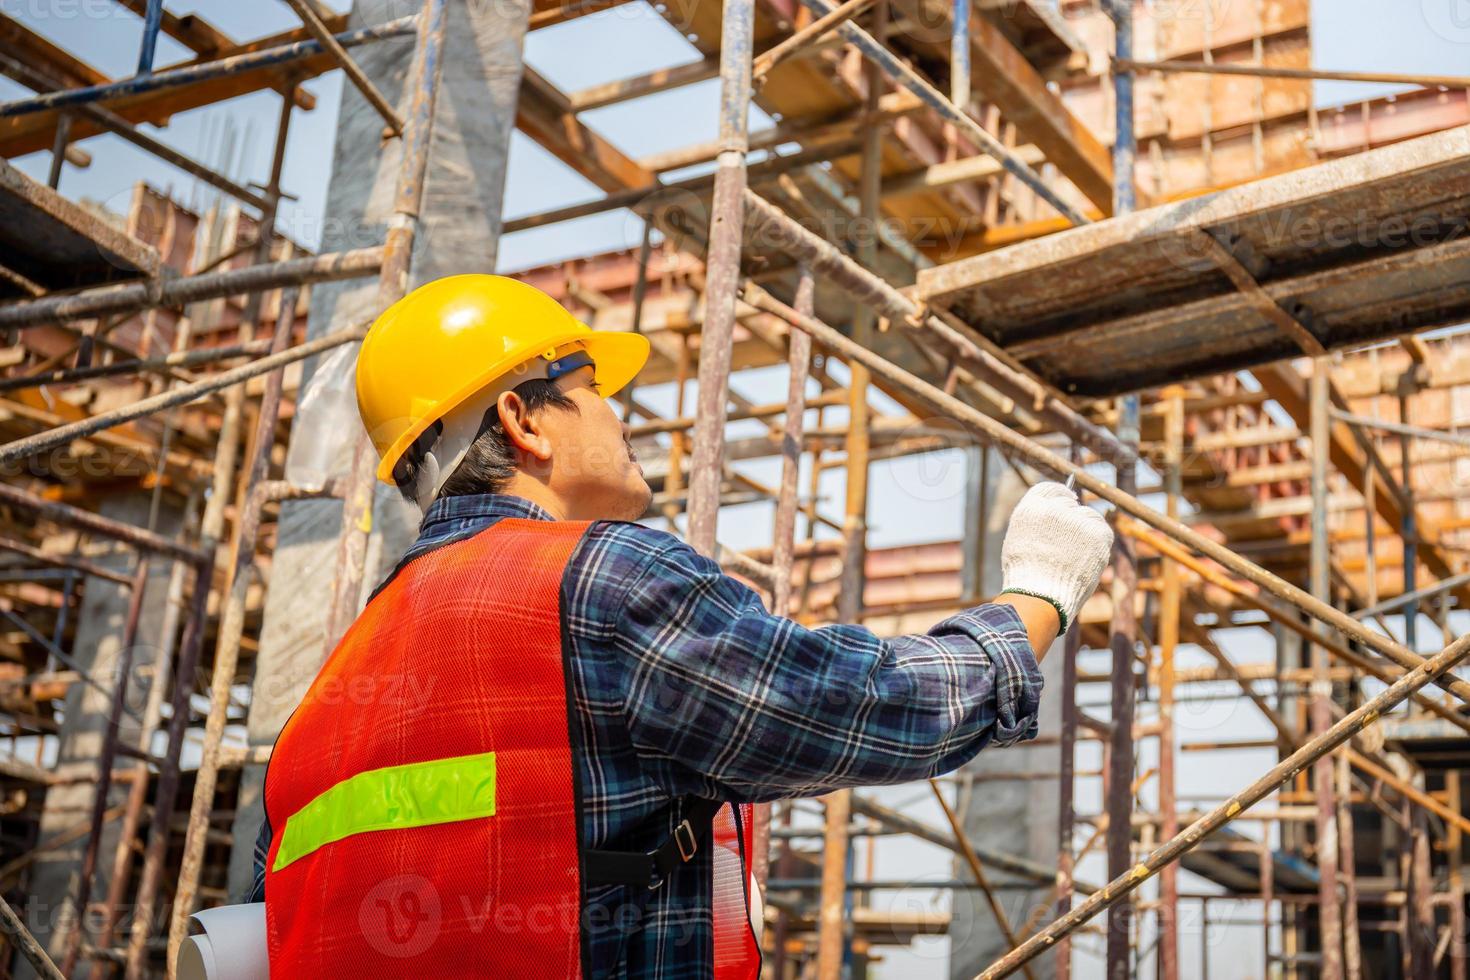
left=420, top=493, right=556, bottom=533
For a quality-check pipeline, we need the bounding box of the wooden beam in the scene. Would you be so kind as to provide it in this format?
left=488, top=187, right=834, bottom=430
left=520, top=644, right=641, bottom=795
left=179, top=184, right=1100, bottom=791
left=516, top=66, right=654, bottom=193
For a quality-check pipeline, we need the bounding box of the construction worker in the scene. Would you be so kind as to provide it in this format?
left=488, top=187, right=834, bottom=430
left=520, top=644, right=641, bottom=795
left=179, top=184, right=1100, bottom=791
left=249, top=273, right=1113, bottom=978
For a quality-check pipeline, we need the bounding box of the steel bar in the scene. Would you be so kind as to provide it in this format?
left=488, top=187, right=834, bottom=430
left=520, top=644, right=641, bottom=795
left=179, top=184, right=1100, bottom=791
left=503, top=135, right=857, bottom=234
left=91, top=529, right=191, bottom=980
left=1337, top=754, right=1361, bottom=980
left=60, top=557, right=150, bottom=976
left=751, top=0, right=872, bottom=82
left=284, top=0, right=404, bottom=135
left=1055, top=468, right=1081, bottom=980
left=323, top=0, right=448, bottom=651
left=1105, top=8, right=1138, bottom=973
left=0, top=893, right=65, bottom=980
left=814, top=789, right=853, bottom=979
left=0, top=323, right=365, bottom=467
left=0, top=16, right=418, bottom=118
left=1346, top=748, right=1470, bottom=836
left=0, top=536, right=133, bottom=586
left=930, top=778, right=1037, bottom=980
left=836, top=20, right=881, bottom=626
left=737, top=266, right=1470, bottom=704
left=0, top=607, right=138, bottom=715
left=0, top=45, right=271, bottom=210
left=0, top=482, right=205, bottom=565
left=136, top=0, right=164, bottom=74
left=167, top=278, right=298, bottom=962
left=0, top=339, right=270, bottom=393
left=123, top=553, right=214, bottom=980
left=1115, top=56, right=1470, bottom=89
left=793, top=0, right=1088, bottom=224
left=849, top=793, right=1097, bottom=893
left=1310, top=359, right=1345, bottom=980
left=950, top=0, right=969, bottom=108
left=619, top=219, right=653, bottom=424
left=47, top=110, right=71, bottom=188
left=1353, top=570, right=1470, bottom=620
left=1333, top=407, right=1470, bottom=450
left=685, top=0, right=754, bottom=557
left=0, top=246, right=380, bottom=329
left=740, top=190, right=1123, bottom=464
left=0, top=246, right=385, bottom=332
left=772, top=265, right=813, bottom=618
left=977, top=630, right=1470, bottom=979
left=1156, top=389, right=1183, bottom=980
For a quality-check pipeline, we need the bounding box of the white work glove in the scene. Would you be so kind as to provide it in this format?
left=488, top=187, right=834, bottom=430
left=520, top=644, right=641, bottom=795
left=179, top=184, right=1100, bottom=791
left=999, top=481, right=1113, bottom=634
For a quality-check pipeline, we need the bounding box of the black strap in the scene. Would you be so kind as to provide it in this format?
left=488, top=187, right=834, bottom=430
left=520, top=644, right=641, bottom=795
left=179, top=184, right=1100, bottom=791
left=583, top=797, right=724, bottom=889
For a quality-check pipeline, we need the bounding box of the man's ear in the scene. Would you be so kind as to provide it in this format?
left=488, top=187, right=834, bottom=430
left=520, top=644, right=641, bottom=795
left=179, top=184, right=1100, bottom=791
left=497, top=390, right=554, bottom=462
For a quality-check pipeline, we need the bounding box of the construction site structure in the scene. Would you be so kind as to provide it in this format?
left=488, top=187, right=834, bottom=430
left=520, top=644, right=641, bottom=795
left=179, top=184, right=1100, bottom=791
left=0, top=0, right=1467, bottom=976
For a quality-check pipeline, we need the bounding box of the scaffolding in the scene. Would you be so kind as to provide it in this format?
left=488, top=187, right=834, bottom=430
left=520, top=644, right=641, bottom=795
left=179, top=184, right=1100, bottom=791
left=0, top=0, right=1466, bottom=977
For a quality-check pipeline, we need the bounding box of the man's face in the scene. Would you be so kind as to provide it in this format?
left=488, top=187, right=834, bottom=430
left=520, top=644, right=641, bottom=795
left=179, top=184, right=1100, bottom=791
left=538, top=366, right=652, bottom=521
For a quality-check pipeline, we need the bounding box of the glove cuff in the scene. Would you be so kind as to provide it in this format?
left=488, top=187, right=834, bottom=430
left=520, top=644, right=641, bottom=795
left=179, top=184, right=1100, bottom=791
left=997, top=588, right=1069, bottom=635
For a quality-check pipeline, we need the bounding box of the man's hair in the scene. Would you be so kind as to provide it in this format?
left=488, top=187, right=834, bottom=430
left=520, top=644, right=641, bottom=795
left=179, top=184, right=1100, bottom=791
left=393, top=379, right=577, bottom=503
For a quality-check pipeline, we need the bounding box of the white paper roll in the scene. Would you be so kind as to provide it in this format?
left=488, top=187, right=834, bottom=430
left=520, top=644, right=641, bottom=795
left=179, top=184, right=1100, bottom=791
left=176, top=903, right=270, bottom=980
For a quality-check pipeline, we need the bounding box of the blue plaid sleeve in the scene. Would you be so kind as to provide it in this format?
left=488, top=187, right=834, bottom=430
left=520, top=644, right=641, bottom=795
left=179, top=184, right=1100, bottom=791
left=575, top=523, right=1043, bottom=802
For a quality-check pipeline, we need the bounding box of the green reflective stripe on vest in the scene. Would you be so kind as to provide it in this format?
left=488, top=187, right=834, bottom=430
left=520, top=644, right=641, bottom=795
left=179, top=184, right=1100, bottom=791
left=272, top=751, right=496, bottom=872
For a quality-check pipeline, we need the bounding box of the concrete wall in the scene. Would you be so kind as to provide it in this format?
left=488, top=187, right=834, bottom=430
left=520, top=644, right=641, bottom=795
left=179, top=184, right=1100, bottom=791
left=948, top=454, right=1064, bottom=980
left=226, top=0, right=531, bottom=898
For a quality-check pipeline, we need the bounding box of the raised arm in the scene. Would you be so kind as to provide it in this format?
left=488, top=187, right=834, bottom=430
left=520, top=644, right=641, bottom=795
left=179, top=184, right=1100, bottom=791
left=586, top=482, right=1111, bottom=802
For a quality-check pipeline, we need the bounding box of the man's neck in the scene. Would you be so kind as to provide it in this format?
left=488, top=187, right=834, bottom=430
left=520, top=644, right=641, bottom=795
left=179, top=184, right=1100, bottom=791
left=497, top=475, right=569, bottom=520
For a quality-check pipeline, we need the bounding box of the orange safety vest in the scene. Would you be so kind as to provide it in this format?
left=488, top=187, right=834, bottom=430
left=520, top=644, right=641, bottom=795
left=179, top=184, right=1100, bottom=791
left=263, top=518, right=761, bottom=978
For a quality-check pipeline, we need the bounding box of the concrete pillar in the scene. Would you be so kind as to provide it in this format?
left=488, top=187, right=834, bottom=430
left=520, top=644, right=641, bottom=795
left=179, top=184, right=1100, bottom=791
left=23, top=493, right=182, bottom=972
left=949, top=454, right=1063, bottom=980
left=226, top=0, right=531, bottom=897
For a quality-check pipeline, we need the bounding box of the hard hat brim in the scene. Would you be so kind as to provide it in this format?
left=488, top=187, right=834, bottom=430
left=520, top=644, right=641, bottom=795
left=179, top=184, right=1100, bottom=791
left=374, top=327, right=651, bottom=485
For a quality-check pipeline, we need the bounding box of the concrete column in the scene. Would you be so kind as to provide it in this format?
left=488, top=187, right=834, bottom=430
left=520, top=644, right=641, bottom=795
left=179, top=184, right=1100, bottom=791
left=949, top=454, right=1062, bottom=980
left=226, top=0, right=531, bottom=897
left=24, top=493, right=182, bottom=972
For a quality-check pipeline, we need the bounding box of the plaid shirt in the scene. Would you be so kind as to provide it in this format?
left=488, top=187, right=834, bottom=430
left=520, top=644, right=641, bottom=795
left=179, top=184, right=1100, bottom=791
left=253, top=493, right=1043, bottom=977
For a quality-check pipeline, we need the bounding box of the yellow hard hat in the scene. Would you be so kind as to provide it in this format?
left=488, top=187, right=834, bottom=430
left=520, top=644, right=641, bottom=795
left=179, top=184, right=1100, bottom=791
left=356, top=273, right=651, bottom=484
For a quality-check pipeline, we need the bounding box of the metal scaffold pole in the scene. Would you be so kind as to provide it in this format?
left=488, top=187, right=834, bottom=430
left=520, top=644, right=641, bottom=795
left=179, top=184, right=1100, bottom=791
left=1309, top=358, right=1345, bottom=979
left=686, top=0, right=754, bottom=557
left=1105, top=4, right=1138, bottom=975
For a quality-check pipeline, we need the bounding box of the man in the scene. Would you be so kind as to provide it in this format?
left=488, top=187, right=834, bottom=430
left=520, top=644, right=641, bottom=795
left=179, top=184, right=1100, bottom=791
left=254, top=274, right=1112, bottom=978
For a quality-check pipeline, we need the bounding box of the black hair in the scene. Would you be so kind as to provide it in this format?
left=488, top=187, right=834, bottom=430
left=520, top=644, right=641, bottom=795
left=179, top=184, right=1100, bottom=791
left=393, top=378, right=577, bottom=503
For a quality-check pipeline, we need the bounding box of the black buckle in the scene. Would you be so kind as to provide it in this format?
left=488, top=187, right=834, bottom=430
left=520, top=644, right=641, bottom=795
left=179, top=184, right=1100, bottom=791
left=674, top=819, right=698, bottom=862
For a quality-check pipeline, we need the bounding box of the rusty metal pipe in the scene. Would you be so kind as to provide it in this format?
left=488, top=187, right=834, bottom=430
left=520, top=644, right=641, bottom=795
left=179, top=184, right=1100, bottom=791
left=0, top=324, right=366, bottom=468
left=685, top=0, right=755, bottom=557
left=0, top=246, right=381, bottom=328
